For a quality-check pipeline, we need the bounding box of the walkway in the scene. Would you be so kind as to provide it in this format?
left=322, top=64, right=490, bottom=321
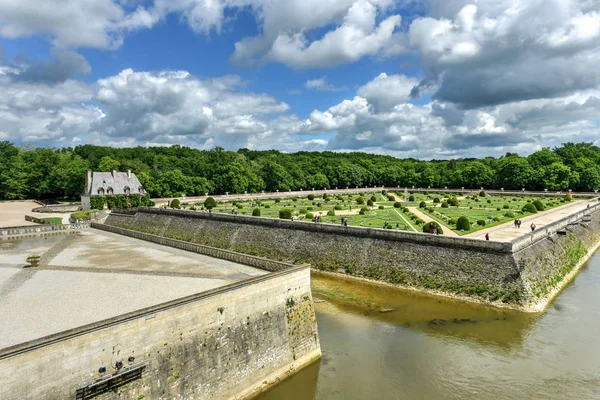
left=407, top=207, right=459, bottom=237
left=467, top=199, right=598, bottom=241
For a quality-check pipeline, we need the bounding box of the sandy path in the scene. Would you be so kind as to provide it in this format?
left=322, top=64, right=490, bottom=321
left=407, top=207, right=459, bottom=237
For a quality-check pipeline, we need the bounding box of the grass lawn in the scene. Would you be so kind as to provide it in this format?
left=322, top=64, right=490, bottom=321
left=42, top=217, right=63, bottom=224
left=172, top=191, right=581, bottom=236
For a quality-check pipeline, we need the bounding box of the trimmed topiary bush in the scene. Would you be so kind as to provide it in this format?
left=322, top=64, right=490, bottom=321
left=334, top=205, right=343, bottom=210
left=367, top=199, right=374, bottom=206
left=394, top=202, right=401, bottom=208
left=503, top=204, right=509, bottom=209
left=448, top=218, right=457, bottom=225
left=378, top=205, right=385, bottom=209
left=493, top=217, right=501, bottom=222
left=264, top=204, right=271, bottom=208
left=299, top=208, right=307, bottom=214
left=456, top=216, right=471, bottom=231
left=477, top=220, right=486, bottom=226
left=565, top=193, right=573, bottom=201
left=305, top=212, right=314, bottom=220
left=433, top=197, right=440, bottom=203
left=522, top=203, right=538, bottom=213
left=504, top=212, right=515, bottom=218
left=370, top=195, right=377, bottom=202
left=447, top=197, right=459, bottom=206
left=422, top=222, right=443, bottom=234
left=532, top=199, right=545, bottom=211
left=275, top=198, right=281, bottom=203
left=441, top=201, right=449, bottom=208
left=307, top=194, right=315, bottom=200
left=252, top=208, right=261, bottom=216
left=387, top=195, right=395, bottom=201
left=204, top=197, right=217, bottom=209
left=419, top=201, right=427, bottom=208
left=327, top=209, right=336, bottom=216
left=479, top=190, right=486, bottom=197
left=279, top=209, right=292, bottom=219
left=356, top=197, right=365, bottom=205
left=408, top=195, right=415, bottom=201
left=170, top=199, right=181, bottom=209
left=359, top=206, right=369, bottom=215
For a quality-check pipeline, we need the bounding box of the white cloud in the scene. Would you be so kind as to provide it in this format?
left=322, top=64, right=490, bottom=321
left=305, top=77, right=348, bottom=92
left=357, top=72, right=419, bottom=111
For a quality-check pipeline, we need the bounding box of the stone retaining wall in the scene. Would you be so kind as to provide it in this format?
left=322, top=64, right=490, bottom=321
left=0, top=266, right=321, bottom=399
left=103, top=206, right=600, bottom=310
left=0, top=223, right=90, bottom=239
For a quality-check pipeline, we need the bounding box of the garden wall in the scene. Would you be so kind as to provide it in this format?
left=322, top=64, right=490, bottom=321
left=0, top=266, right=320, bottom=400
left=102, top=207, right=600, bottom=311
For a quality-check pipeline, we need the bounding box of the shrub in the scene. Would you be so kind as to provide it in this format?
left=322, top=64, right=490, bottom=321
left=393, top=202, right=401, bottom=208
left=477, top=220, right=486, bottom=226
left=447, top=197, right=459, bottom=207
left=190, top=206, right=196, bottom=211
left=419, top=201, right=427, bottom=208
left=356, top=197, right=365, bottom=205
left=264, top=204, right=271, bottom=208
left=90, top=196, right=106, bottom=210
left=334, top=205, right=343, bottom=210
left=493, top=217, right=501, bottom=222
left=424, top=191, right=429, bottom=195
left=359, top=207, right=369, bottom=215
left=416, top=218, right=425, bottom=225
left=448, top=218, right=457, bottom=225
left=367, top=199, right=374, bottom=206
left=441, top=201, right=449, bottom=208
left=170, top=199, right=181, bottom=209
left=236, top=203, right=243, bottom=209
left=305, top=213, right=314, bottom=220
left=565, top=193, right=573, bottom=201
left=522, top=203, right=538, bottom=213
left=275, top=198, right=281, bottom=203
left=204, top=197, right=217, bottom=209
left=316, top=202, right=322, bottom=207
left=307, top=194, right=315, bottom=200
left=408, top=195, right=415, bottom=201
left=252, top=208, right=261, bottom=216
left=433, top=197, right=440, bottom=203
left=378, top=205, right=384, bottom=209
left=532, top=199, right=545, bottom=211
left=292, top=197, right=298, bottom=202
left=504, top=212, right=515, bottom=218
left=503, top=204, right=509, bottom=209
left=487, top=199, right=491, bottom=203
left=279, top=209, right=292, bottom=219
left=422, top=222, right=444, bottom=234
left=496, top=207, right=501, bottom=211
left=479, top=190, right=486, bottom=197
left=456, top=216, right=471, bottom=231
left=326, top=209, right=335, bottom=216
left=387, top=195, right=395, bottom=201
left=427, top=207, right=434, bottom=213
left=307, top=207, right=313, bottom=211
left=369, top=195, right=376, bottom=202
left=299, top=208, right=307, bottom=214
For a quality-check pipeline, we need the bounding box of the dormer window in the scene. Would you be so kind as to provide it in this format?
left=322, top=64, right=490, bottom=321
left=107, top=187, right=114, bottom=195
left=97, top=188, right=105, bottom=195
left=124, top=186, right=130, bottom=195
left=138, top=186, right=144, bottom=194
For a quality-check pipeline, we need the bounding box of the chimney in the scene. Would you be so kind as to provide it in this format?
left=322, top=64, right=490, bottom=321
left=112, top=170, right=116, bottom=178
left=127, top=170, right=131, bottom=178
left=85, top=170, right=92, bottom=194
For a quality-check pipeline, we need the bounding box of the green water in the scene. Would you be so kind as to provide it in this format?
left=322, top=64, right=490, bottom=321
left=259, top=254, right=600, bottom=400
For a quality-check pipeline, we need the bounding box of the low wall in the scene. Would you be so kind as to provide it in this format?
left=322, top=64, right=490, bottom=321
left=32, top=204, right=81, bottom=213
left=0, top=223, right=90, bottom=239
left=0, top=266, right=321, bottom=400
left=102, top=206, right=600, bottom=311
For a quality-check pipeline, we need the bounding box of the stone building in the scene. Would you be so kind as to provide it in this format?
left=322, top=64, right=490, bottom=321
left=81, top=170, right=145, bottom=210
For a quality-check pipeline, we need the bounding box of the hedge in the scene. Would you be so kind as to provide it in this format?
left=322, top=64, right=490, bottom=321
left=456, top=216, right=471, bottom=231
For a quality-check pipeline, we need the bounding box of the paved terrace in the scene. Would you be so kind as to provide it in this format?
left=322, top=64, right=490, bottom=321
left=0, top=201, right=70, bottom=227
left=0, top=230, right=268, bottom=350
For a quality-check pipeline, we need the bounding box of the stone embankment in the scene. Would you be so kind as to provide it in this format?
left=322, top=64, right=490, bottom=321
left=102, top=204, right=600, bottom=312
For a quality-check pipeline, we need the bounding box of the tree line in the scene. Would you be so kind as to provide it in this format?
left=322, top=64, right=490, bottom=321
left=1, top=141, right=599, bottom=201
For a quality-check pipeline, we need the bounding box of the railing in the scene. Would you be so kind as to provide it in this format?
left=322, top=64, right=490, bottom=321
left=0, top=222, right=90, bottom=238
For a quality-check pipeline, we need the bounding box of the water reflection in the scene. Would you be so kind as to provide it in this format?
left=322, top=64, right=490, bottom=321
left=311, top=272, right=540, bottom=349
left=258, top=253, right=600, bottom=400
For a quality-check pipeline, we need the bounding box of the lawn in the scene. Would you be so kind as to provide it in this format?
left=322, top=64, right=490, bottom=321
left=42, top=217, right=63, bottom=224
left=173, top=191, right=581, bottom=236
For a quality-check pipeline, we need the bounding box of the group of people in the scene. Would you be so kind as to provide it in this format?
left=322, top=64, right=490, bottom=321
left=428, top=222, right=440, bottom=235
left=514, top=218, right=536, bottom=231
left=340, top=217, right=348, bottom=226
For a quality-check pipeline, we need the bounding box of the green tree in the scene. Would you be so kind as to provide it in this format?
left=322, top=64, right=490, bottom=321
left=98, top=156, right=121, bottom=172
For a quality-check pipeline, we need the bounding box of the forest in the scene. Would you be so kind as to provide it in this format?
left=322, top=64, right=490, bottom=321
left=1, top=141, right=599, bottom=201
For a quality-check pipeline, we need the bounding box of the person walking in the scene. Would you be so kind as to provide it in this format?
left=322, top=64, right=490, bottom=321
left=514, top=219, right=518, bottom=228
left=485, top=233, right=490, bottom=241
left=517, top=219, right=522, bottom=229
left=530, top=223, right=536, bottom=231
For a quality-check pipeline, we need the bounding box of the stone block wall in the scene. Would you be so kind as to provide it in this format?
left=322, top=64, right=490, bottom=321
left=103, top=206, right=600, bottom=310
left=0, top=267, right=320, bottom=400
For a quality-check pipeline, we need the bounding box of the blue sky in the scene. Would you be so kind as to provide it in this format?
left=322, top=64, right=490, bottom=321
left=0, top=1, right=599, bottom=159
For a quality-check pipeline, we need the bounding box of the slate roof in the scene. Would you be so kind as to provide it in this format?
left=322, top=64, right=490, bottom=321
left=87, top=171, right=144, bottom=195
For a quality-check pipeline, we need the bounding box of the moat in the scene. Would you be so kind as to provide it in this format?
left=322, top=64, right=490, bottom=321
left=260, top=254, right=600, bottom=400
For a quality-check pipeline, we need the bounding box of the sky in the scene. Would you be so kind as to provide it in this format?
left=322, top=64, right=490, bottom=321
left=0, top=0, right=599, bottom=159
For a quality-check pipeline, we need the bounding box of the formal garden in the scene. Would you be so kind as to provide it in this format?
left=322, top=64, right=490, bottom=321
left=172, top=190, right=585, bottom=235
